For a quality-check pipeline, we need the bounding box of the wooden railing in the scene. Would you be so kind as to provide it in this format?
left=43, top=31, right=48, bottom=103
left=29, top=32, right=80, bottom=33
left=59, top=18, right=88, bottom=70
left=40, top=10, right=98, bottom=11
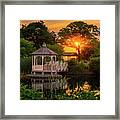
left=32, top=65, right=43, bottom=71
left=32, top=62, right=68, bottom=72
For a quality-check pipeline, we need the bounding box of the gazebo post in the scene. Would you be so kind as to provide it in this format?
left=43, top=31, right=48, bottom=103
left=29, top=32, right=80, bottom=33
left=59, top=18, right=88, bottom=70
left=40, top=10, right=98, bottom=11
left=34, top=55, right=35, bottom=65
left=54, top=56, right=56, bottom=62
left=51, top=56, right=53, bottom=62
left=31, top=55, right=33, bottom=74
left=50, top=56, right=53, bottom=75
left=33, top=55, right=35, bottom=74
left=54, top=56, right=57, bottom=74
left=42, top=56, right=44, bottom=75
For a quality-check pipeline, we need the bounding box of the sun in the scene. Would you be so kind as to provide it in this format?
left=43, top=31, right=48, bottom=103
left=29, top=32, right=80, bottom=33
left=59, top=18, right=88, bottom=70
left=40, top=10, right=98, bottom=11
left=75, top=42, right=80, bottom=47
left=63, top=35, right=91, bottom=53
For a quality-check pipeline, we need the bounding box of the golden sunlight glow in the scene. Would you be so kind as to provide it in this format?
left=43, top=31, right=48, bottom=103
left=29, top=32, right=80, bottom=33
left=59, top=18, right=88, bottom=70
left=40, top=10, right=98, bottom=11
left=64, top=46, right=76, bottom=52
left=63, top=35, right=90, bottom=53
left=75, top=42, right=80, bottom=47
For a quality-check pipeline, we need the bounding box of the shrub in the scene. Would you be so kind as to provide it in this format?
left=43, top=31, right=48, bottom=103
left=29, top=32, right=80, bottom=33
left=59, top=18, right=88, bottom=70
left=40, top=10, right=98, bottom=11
left=89, top=57, right=100, bottom=75
left=20, top=84, right=43, bottom=100
left=67, top=59, right=87, bottom=74
left=20, top=57, right=32, bottom=74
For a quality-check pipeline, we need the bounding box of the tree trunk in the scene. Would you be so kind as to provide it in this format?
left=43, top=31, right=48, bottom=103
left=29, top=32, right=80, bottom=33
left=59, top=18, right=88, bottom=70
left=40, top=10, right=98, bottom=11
left=77, top=48, right=80, bottom=62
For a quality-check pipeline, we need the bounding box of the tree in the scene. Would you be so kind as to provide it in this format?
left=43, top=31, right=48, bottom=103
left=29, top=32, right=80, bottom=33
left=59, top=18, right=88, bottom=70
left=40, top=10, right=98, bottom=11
left=20, top=57, right=32, bottom=74
left=89, top=57, right=100, bottom=75
left=57, top=21, right=100, bottom=61
left=58, top=21, right=99, bottom=43
left=80, top=38, right=100, bottom=60
left=50, top=31, right=57, bottom=43
left=47, top=44, right=64, bottom=60
left=20, top=38, right=36, bottom=58
left=90, top=39, right=100, bottom=58
left=20, top=38, right=36, bottom=74
left=67, top=59, right=86, bottom=74
left=20, top=21, right=56, bottom=49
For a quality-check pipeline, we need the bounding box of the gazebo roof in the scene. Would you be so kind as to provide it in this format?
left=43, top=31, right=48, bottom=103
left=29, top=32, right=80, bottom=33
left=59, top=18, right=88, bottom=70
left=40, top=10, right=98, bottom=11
left=32, top=47, right=57, bottom=55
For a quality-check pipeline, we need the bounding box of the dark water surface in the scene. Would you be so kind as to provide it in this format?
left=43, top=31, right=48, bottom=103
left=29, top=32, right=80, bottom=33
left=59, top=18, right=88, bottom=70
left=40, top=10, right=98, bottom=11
left=66, top=74, right=100, bottom=90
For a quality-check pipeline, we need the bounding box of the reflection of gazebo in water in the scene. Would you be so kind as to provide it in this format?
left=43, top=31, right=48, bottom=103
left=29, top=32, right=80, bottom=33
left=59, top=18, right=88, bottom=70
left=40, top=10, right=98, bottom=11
left=27, top=43, right=68, bottom=94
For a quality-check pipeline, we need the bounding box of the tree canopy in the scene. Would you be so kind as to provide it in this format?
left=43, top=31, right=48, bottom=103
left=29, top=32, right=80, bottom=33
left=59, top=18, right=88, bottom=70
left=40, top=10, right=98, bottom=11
left=57, top=21, right=100, bottom=60
left=20, top=38, right=36, bottom=58
left=58, top=21, right=99, bottom=43
left=20, top=21, right=56, bottom=49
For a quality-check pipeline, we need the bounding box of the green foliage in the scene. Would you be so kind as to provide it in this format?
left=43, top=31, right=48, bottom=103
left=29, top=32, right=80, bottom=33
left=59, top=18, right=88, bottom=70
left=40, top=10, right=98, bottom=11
left=20, top=38, right=35, bottom=74
left=67, top=59, right=77, bottom=74
left=20, top=21, right=56, bottom=49
left=67, top=59, right=87, bottom=74
left=20, top=38, right=36, bottom=58
left=52, top=90, right=100, bottom=100
left=20, top=84, right=43, bottom=100
left=20, top=57, right=32, bottom=74
left=67, top=51, right=100, bottom=75
left=78, top=60, right=87, bottom=72
left=80, top=47, right=94, bottom=60
left=47, top=44, right=64, bottom=60
left=47, top=44, right=63, bottom=55
left=54, top=92, right=74, bottom=100
left=90, top=41, right=100, bottom=58
left=76, top=91, right=99, bottom=100
left=89, top=57, right=100, bottom=74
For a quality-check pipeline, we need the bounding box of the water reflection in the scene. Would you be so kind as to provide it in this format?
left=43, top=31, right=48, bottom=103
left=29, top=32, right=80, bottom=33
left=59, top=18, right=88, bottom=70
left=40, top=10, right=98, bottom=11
left=66, top=74, right=100, bottom=90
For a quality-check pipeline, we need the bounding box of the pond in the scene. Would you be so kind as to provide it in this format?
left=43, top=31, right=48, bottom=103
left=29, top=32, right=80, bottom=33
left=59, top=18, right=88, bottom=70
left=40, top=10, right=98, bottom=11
left=20, top=73, right=100, bottom=100
left=66, top=74, right=100, bottom=90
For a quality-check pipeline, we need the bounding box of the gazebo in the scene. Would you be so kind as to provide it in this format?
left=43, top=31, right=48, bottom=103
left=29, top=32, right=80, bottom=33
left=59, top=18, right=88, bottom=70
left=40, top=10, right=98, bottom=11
left=31, top=43, right=66, bottom=75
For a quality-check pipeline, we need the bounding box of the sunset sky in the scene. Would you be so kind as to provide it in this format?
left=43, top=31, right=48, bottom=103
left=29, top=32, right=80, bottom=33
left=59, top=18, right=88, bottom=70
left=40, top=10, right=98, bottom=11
left=20, top=20, right=100, bottom=33
left=20, top=20, right=100, bottom=52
